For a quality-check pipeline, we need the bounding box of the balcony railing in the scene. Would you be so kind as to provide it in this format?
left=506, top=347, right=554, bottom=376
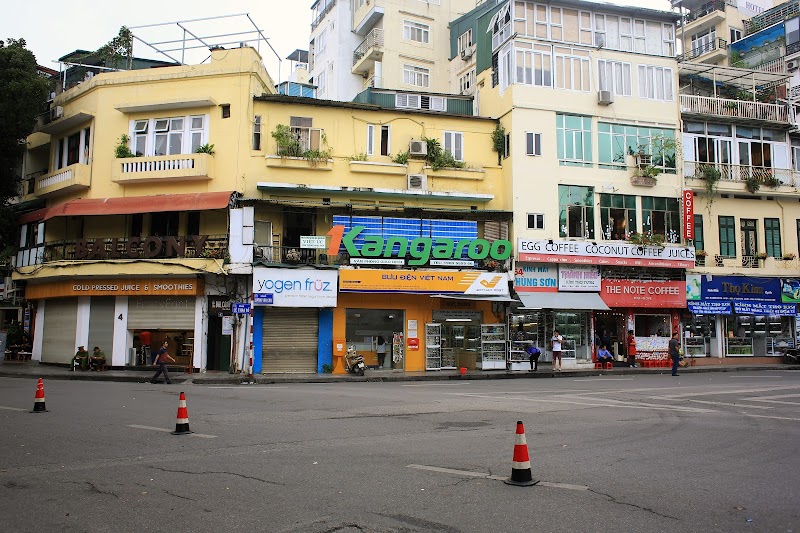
left=26, top=163, right=91, bottom=199
left=744, top=0, right=799, bottom=35
left=791, top=85, right=800, bottom=100
left=311, top=0, right=336, bottom=30
left=684, top=161, right=797, bottom=187
left=111, top=153, right=213, bottom=183
left=42, top=235, right=228, bottom=262
left=705, top=255, right=799, bottom=270
left=788, top=41, right=800, bottom=57
left=683, top=0, right=735, bottom=24
left=677, top=38, right=727, bottom=62
left=733, top=56, right=788, bottom=74
left=680, top=94, right=790, bottom=123
left=353, top=28, right=383, bottom=67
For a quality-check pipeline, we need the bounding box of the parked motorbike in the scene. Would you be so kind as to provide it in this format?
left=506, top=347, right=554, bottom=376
left=783, top=349, right=800, bottom=365
left=345, top=346, right=366, bottom=376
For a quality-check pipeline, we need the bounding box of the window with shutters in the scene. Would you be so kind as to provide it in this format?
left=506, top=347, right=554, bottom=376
left=526, top=132, right=542, bottom=156
left=693, top=214, right=704, bottom=252
left=443, top=131, right=464, bottom=161
left=764, top=218, right=781, bottom=258
left=719, top=216, right=736, bottom=257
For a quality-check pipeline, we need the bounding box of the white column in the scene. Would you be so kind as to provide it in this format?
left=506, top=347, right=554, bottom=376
left=194, top=295, right=206, bottom=370
left=74, top=297, right=91, bottom=351
left=112, top=296, right=129, bottom=367
left=713, top=315, right=725, bottom=358
left=32, top=300, right=45, bottom=362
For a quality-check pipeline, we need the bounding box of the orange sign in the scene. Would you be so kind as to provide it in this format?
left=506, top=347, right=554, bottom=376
left=26, top=278, right=203, bottom=299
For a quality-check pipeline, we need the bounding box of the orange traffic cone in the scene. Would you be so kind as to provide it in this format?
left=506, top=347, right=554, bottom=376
left=504, top=420, right=537, bottom=486
left=171, top=392, right=192, bottom=435
left=31, top=378, right=48, bottom=413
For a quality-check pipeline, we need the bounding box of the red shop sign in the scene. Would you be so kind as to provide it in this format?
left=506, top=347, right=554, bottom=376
left=683, top=189, right=694, bottom=241
left=600, top=279, right=687, bottom=308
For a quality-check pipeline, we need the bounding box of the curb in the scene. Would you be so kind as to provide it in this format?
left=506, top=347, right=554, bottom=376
left=1, top=365, right=797, bottom=385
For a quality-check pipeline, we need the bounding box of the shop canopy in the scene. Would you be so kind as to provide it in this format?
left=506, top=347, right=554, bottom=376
left=429, top=294, right=518, bottom=302
left=517, top=292, right=610, bottom=311
left=18, top=191, right=235, bottom=224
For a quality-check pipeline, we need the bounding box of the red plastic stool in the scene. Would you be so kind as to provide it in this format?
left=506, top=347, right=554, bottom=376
left=605, top=362, right=613, bottom=369
left=594, top=362, right=603, bottom=369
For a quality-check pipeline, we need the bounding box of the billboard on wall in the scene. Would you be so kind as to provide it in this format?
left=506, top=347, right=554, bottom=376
left=252, top=267, right=338, bottom=307
left=514, top=264, right=599, bottom=292
left=558, top=265, right=600, bottom=292
left=339, top=269, right=509, bottom=296
left=517, top=239, right=695, bottom=269
left=686, top=275, right=798, bottom=316
left=601, top=279, right=686, bottom=308
left=782, top=278, right=800, bottom=303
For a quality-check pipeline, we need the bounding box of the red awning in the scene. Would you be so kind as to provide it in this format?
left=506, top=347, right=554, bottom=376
left=18, top=192, right=234, bottom=224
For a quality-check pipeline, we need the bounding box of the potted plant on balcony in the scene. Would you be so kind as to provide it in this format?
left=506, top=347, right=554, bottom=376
left=755, top=252, right=768, bottom=266
left=195, top=143, right=215, bottom=155
left=699, top=165, right=722, bottom=200
left=424, top=136, right=467, bottom=171
left=285, top=248, right=301, bottom=264
left=695, top=249, right=707, bottom=266
left=781, top=252, right=796, bottom=261
left=763, top=174, right=782, bottom=188
left=744, top=174, right=761, bottom=194
left=115, top=134, right=135, bottom=158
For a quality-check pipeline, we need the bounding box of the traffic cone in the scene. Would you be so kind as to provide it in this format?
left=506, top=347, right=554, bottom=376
left=504, top=420, right=537, bottom=486
left=31, top=378, right=48, bottom=413
left=171, top=392, right=193, bottom=435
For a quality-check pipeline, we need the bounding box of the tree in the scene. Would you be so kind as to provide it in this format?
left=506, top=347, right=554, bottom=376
left=0, top=38, right=50, bottom=257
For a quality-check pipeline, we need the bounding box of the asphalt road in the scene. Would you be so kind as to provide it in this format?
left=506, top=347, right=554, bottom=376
left=1, top=371, right=799, bottom=533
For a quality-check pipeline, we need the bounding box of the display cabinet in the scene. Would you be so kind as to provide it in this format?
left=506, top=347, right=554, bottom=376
left=425, top=323, right=442, bottom=370
left=479, top=324, right=506, bottom=370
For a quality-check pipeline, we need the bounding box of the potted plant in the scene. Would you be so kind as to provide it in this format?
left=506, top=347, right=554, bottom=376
left=781, top=253, right=796, bottom=260
left=763, top=174, right=782, bottom=188
left=695, top=249, right=707, bottom=266
left=115, top=134, right=135, bottom=158
left=195, top=143, right=215, bottom=155
left=755, top=252, right=768, bottom=265
left=744, top=174, right=761, bottom=194
left=285, top=248, right=301, bottom=263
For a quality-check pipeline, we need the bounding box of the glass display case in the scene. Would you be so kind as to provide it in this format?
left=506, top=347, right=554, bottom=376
left=392, top=331, right=404, bottom=369
left=425, top=323, right=442, bottom=370
left=684, top=336, right=708, bottom=357
left=554, top=312, right=587, bottom=360
left=726, top=337, right=754, bottom=356
left=508, top=313, right=541, bottom=370
left=479, top=324, right=507, bottom=370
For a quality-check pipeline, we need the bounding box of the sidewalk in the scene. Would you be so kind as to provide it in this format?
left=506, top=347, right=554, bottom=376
left=1, top=360, right=797, bottom=385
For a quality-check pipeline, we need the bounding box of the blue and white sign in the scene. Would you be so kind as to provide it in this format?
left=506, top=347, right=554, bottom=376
left=252, top=267, right=338, bottom=307
left=231, top=303, right=251, bottom=314
left=688, top=301, right=732, bottom=315
left=253, top=293, right=274, bottom=305
left=733, top=301, right=797, bottom=316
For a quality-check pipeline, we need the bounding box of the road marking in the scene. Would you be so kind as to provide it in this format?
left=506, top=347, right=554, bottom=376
left=685, top=399, right=773, bottom=410
left=127, top=424, right=217, bottom=438
left=747, top=393, right=800, bottom=400
left=651, top=385, right=800, bottom=399
left=728, top=375, right=783, bottom=378
left=743, top=414, right=800, bottom=422
left=452, top=393, right=715, bottom=413
left=0, top=406, right=27, bottom=412
left=402, top=383, right=470, bottom=387
left=405, top=464, right=588, bottom=490
left=747, top=399, right=800, bottom=406
left=573, top=378, right=634, bottom=382
left=206, top=386, right=288, bottom=389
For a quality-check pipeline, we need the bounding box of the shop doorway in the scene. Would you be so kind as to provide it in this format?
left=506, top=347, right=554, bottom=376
left=741, top=219, right=758, bottom=268
left=207, top=316, right=231, bottom=371
left=345, top=309, right=404, bottom=369
left=594, top=312, right=626, bottom=359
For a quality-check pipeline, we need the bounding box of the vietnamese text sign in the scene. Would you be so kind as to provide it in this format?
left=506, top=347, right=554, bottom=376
left=300, top=236, right=327, bottom=249
left=254, top=293, right=274, bottom=305
left=252, top=267, right=338, bottom=307
left=26, top=278, right=203, bottom=299
left=558, top=265, right=600, bottom=292
left=231, top=303, right=251, bottom=314
left=600, top=279, right=687, bottom=308
left=699, top=275, right=781, bottom=302
left=734, top=301, right=797, bottom=316
left=338, top=269, right=509, bottom=296
left=688, top=300, right=732, bottom=315
left=514, top=263, right=558, bottom=293
left=517, top=239, right=695, bottom=269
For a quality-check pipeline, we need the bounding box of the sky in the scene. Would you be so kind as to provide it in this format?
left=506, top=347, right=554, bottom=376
left=4, top=0, right=674, bottom=82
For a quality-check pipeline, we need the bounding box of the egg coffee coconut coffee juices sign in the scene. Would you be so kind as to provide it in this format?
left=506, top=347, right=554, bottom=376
left=327, top=226, right=512, bottom=267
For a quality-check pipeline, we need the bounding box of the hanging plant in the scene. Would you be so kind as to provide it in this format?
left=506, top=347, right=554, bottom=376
left=491, top=124, right=506, bottom=165
left=763, top=175, right=782, bottom=188
left=744, top=174, right=761, bottom=194
left=700, top=165, right=721, bottom=205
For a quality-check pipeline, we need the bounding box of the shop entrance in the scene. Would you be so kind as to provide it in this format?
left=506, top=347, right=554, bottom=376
left=345, top=309, right=404, bottom=369
left=207, top=316, right=231, bottom=371
left=594, top=311, right=626, bottom=359
left=282, top=210, right=316, bottom=263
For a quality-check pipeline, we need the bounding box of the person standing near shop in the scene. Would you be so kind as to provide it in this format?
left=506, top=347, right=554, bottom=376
left=669, top=331, right=681, bottom=377
left=150, top=341, right=174, bottom=384
left=551, top=329, right=564, bottom=372
left=627, top=330, right=637, bottom=368
left=376, top=336, right=387, bottom=368
left=139, top=330, right=152, bottom=365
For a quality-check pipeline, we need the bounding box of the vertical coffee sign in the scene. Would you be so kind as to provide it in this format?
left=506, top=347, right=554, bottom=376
left=683, top=189, right=694, bottom=241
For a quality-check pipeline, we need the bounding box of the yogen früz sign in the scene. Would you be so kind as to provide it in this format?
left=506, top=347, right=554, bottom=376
left=518, top=239, right=694, bottom=269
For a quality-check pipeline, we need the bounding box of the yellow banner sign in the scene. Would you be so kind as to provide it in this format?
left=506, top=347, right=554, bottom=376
left=338, top=269, right=509, bottom=296
left=26, top=278, right=204, bottom=299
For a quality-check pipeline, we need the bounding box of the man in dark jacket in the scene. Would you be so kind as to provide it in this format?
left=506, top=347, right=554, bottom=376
left=669, top=331, right=682, bottom=376
left=150, top=341, right=175, bottom=384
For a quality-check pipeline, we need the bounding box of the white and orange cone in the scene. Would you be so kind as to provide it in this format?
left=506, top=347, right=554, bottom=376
left=171, top=392, right=192, bottom=435
left=31, top=378, right=48, bottom=413
left=504, top=420, right=537, bottom=486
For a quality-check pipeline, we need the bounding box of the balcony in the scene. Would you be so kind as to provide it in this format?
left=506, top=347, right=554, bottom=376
left=682, top=0, right=735, bottom=25
left=695, top=254, right=800, bottom=275
left=683, top=161, right=798, bottom=191
left=25, top=163, right=91, bottom=200
left=111, top=153, right=214, bottom=184
left=42, top=234, right=228, bottom=262
left=680, top=94, right=790, bottom=124
left=352, top=28, right=384, bottom=75
left=677, top=38, right=727, bottom=63
left=352, top=0, right=384, bottom=35
left=744, top=0, right=799, bottom=36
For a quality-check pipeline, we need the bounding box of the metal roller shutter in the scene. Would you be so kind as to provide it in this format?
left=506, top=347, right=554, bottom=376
left=261, top=308, right=318, bottom=373
left=127, top=297, right=195, bottom=330
left=41, top=298, right=78, bottom=364
left=88, top=297, right=115, bottom=356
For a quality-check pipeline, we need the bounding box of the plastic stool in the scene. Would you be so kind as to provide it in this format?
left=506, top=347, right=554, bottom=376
left=594, top=362, right=603, bottom=369
left=605, top=362, right=613, bottom=369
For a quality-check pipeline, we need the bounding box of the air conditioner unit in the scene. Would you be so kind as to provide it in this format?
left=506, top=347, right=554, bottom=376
left=598, top=90, right=614, bottom=105
left=787, top=59, right=799, bottom=72
left=461, top=47, right=474, bottom=60
left=409, top=139, right=428, bottom=156
left=407, top=174, right=428, bottom=190
left=50, top=106, right=64, bottom=121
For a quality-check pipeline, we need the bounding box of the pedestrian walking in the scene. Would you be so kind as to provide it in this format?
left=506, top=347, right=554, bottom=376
left=376, top=336, right=387, bottom=368
left=551, top=329, right=563, bottom=371
left=669, top=331, right=681, bottom=376
left=150, top=341, right=175, bottom=384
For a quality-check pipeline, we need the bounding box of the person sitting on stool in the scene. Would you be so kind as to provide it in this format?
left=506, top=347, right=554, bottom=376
left=72, top=346, right=88, bottom=371
left=597, top=344, right=614, bottom=366
left=89, top=346, right=106, bottom=371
